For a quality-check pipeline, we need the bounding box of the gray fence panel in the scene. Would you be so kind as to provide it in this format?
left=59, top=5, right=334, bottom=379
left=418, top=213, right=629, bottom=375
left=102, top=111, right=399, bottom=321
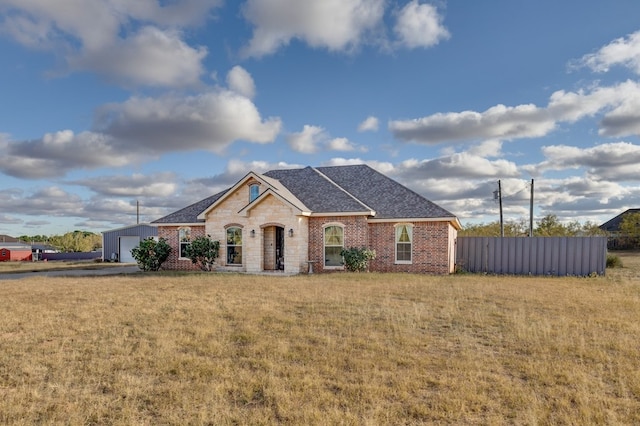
left=41, top=252, right=102, bottom=261
left=457, top=236, right=607, bottom=276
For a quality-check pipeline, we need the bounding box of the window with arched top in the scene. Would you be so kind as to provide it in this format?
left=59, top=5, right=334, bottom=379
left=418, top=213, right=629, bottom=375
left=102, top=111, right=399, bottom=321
left=226, top=227, right=243, bottom=265
left=324, top=225, right=344, bottom=267
left=395, top=224, right=413, bottom=263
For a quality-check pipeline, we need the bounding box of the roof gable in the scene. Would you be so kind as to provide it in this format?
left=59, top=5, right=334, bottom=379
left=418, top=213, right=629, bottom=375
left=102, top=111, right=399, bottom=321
left=196, top=171, right=310, bottom=220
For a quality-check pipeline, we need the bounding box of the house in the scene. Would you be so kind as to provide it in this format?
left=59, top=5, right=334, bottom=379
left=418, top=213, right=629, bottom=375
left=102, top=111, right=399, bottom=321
left=0, top=234, right=21, bottom=243
left=30, top=243, right=58, bottom=261
left=0, top=242, right=33, bottom=262
left=600, top=208, right=640, bottom=249
left=102, top=224, right=158, bottom=263
left=152, top=165, right=461, bottom=274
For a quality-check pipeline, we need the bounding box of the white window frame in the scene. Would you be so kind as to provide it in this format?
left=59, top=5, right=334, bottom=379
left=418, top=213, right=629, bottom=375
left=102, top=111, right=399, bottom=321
left=226, top=226, right=243, bottom=266
left=178, top=227, right=191, bottom=259
left=323, top=224, right=345, bottom=269
left=395, top=224, right=413, bottom=264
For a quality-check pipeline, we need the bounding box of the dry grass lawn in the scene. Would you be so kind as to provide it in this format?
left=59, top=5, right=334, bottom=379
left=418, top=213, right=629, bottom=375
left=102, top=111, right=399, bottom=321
left=1, top=253, right=639, bottom=425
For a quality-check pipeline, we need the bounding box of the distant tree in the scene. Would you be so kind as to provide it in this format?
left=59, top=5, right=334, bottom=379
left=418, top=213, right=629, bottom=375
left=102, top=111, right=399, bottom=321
left=48, top=231, right=101, bottom=252
left=184, top=235, right=220, bottom=271
left=459, top=220, right=528, bottom=237
left=461, top=216, right=608, bottom=238
left=534, top=214, right=570, bottom=236
left=131, top=238, right=172, bottom=271
left=581, top=221, right=608, bottom=237
left=619, top=212, right=640, bottom=248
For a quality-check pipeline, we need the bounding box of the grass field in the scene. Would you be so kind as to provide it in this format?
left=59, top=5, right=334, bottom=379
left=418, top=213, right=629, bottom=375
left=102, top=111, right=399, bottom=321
left=0, top=253, right=639, bottom=425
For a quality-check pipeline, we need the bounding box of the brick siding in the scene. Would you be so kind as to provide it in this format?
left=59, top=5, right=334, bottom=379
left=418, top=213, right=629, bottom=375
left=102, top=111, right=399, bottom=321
left=161, top=217, right=454, bottom=274
left=158, top=225, right=205, bottom=271
left=369, top=221, right=452, bottom=274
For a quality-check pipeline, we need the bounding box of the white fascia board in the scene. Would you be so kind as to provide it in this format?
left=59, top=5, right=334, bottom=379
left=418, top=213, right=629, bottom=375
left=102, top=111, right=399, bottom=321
left=155, top=222, right=204, bottom=228
left=308, top=211, right=376, bottom=217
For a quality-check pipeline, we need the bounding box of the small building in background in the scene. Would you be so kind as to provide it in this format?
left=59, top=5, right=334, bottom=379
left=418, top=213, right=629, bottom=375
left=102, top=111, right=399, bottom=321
left=0, top=242, right=33, bottom=262
left=102, top=224, right=158, bottom=263
left=600, top=208, right=640, bottom=249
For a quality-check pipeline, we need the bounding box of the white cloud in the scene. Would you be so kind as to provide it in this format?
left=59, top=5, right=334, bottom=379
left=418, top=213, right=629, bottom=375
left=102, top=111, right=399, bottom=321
left=0, top=90, right=281, bottom=179
left=533, top=141, right=640, bottom=182
left=1, top=186, right=85, bottom=217
left=327, top=137, right=367, bottom=152
left=573, top=30, right=640, bottom=75
left=390, top=103, right=554, bottom=144
left=69, top=26, right=207, bottom=87
left=226, top=66, right=256, bottom=99
left=287, top=126, right=367, bottom=153
left=241, top=0, right=385, bottom=57
left=390, top=80, right=640, bottom=144
left=393, top=1, right=449, bottom=49
left=358, top=116, right=379, bottom=132
left=95, top=90, right=281, bottom=152
left=0, top=0, right=221, bottom=88
left=286, top=125, right=325, bottom=154
left=70, top=173, right=178, bottom=197
left=0, top=130, right=130, bottom=179
left=467, top=140, right=503, bottom=157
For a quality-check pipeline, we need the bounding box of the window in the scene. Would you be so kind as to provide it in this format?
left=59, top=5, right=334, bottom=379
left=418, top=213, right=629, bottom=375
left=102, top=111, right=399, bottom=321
left=226, top=227, right=242, bottom=265
left=179, top=227, right=191, bottom=258
left=324, top=225, right=344, bottom=267
left=396, top=224, right=412, bottom=263
left=249, top=184, right=259, bottom=202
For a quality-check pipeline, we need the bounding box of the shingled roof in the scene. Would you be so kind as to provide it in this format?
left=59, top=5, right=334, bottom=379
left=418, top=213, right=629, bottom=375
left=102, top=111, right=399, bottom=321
left=152, top=189, right=228, bottom=224
left=599, top=208, right=640, bottom=232
left=153, top=164, right=456, bottom=224
left=316, top=165, right=455, bottom=219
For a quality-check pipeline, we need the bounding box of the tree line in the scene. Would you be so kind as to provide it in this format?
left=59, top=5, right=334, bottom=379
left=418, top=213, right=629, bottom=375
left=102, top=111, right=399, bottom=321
left=460, top=213, right=640, bottom=249
left=459, top=214, right=607, bottom=237
left=18, top=231, right=102, bottom=253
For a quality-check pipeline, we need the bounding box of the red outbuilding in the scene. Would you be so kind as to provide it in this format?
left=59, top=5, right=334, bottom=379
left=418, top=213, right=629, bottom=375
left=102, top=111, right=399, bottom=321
left=0, top=243, right=33, bottom=261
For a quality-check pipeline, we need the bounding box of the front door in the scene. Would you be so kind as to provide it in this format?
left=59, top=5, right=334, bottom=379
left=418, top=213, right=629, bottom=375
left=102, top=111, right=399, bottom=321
left=262, top=226, right=285, bottom=271
left=275, top=226, right=284, bottom=270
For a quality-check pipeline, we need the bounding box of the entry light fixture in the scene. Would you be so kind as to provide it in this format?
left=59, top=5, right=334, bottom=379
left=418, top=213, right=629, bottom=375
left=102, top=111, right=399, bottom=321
left=250, top=229, right=256, bottom=238
left=288, top=228, right=294, bottom=237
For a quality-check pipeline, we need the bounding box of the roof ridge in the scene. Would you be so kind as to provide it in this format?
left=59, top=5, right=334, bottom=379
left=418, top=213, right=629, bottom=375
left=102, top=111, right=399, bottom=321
left=311, top=166, right=376, bottom=214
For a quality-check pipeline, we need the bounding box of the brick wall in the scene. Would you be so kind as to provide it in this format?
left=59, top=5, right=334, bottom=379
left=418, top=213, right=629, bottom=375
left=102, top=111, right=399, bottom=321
left=369, top=221, right=452, bottom=274
left=157, top=225, right=205, bottom=271
left=308, top=216, right=369, bottom=272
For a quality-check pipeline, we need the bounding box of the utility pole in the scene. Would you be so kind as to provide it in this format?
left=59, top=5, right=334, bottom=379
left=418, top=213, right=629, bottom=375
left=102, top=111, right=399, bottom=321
left=494, top=180, right=504, bottom=237
left=529, top=179, right=534, bottom=237
left=136, top=200, right=140, bottom=224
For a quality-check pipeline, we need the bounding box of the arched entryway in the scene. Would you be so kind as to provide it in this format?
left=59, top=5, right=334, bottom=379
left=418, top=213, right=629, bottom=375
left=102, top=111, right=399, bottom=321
left=262, top=225, right=285, bottom=271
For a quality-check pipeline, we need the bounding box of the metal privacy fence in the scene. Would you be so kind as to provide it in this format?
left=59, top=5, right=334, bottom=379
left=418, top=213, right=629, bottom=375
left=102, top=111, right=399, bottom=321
left=456, top=236, right=607, bottom=276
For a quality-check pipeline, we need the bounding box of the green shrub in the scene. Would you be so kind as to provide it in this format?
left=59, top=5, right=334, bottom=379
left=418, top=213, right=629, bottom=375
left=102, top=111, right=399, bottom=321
left=131, top=237, right=172, bottom=271
left=606, top=254, right=623, bottom=268
left=340, top=247, right=376, bottom=272
left=184, top=235, right=220, bottom=271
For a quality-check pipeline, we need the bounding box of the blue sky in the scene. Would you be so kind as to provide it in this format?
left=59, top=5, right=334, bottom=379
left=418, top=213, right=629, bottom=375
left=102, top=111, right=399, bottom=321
left=1, top=0, right=640, bottom=236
